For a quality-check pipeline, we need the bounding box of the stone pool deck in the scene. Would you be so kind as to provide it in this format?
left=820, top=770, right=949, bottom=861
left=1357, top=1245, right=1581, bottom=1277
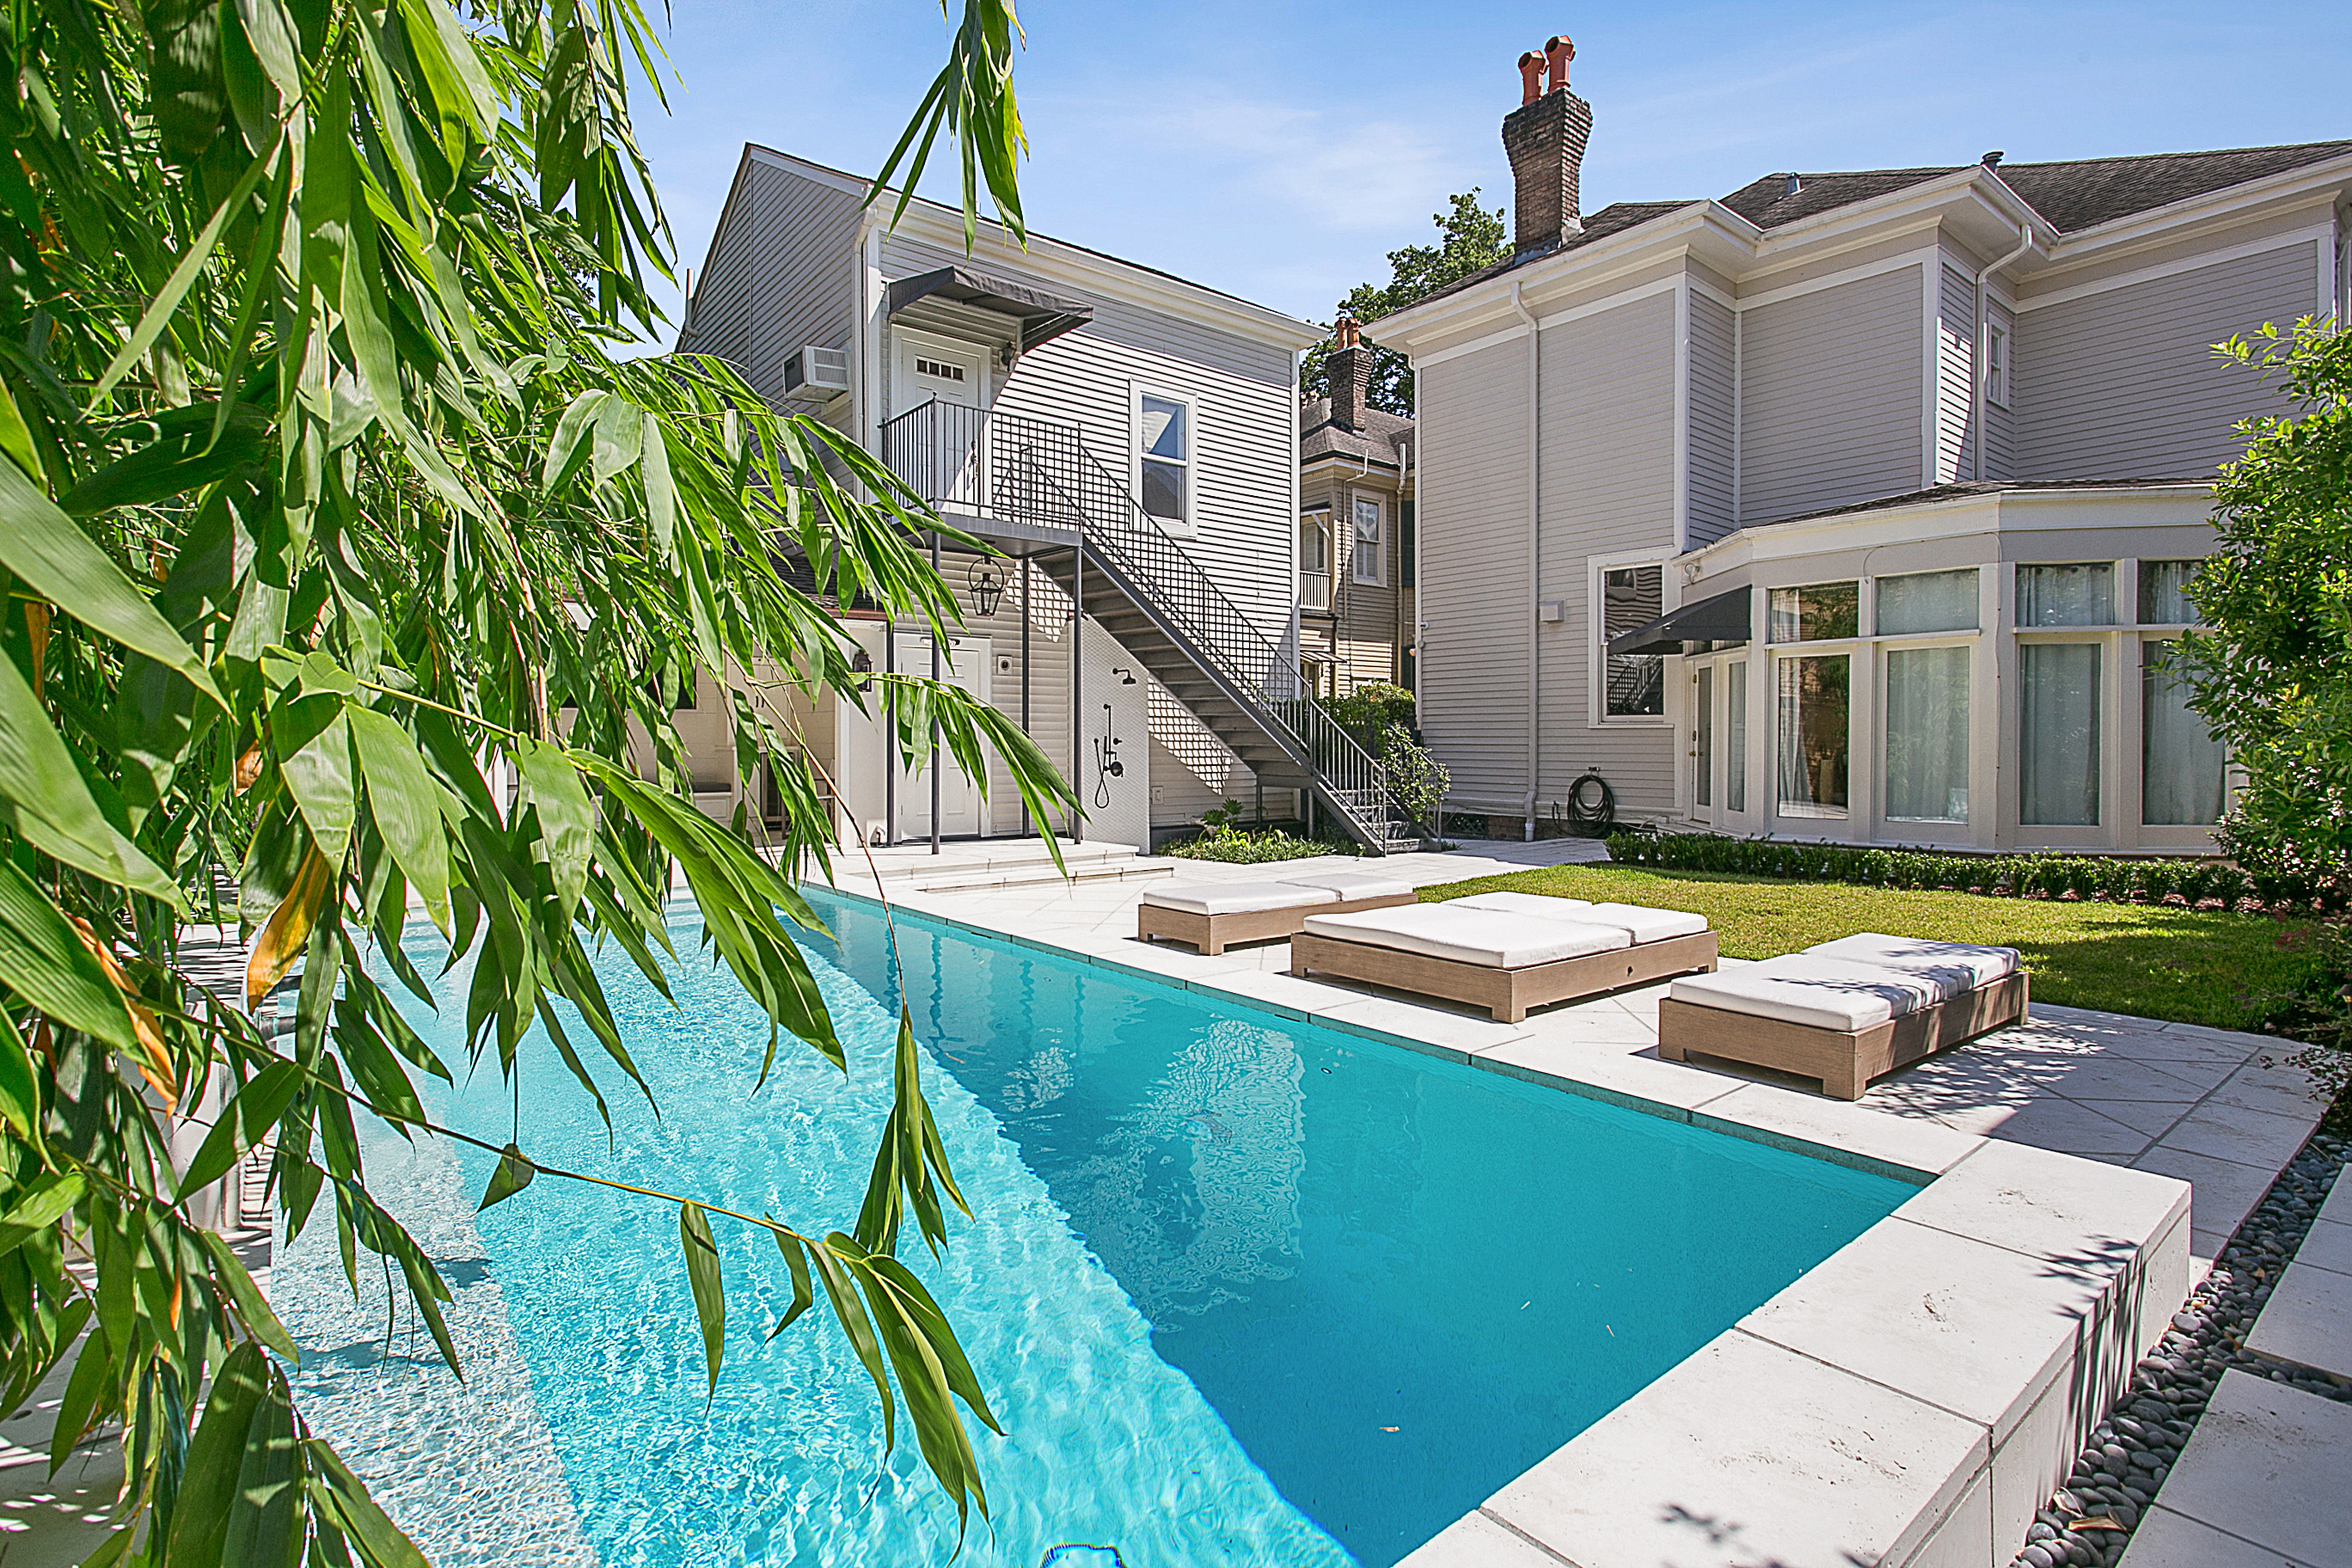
left=830, top=846, right=2339, bottom=1568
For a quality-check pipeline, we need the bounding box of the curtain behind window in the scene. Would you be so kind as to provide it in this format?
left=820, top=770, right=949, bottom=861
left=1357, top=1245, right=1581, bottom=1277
left=2020, top=643, right=2101, bottom=825
left=2141, top=647, right=2226, bottom=824
left=1885, top=646, right=1969, bottom=821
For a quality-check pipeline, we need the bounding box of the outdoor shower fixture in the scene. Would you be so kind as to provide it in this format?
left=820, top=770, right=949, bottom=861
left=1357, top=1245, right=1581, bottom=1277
left=1093, top=702, right=1124, bottom=808
left=1112, top=666, right=1137, bottom=685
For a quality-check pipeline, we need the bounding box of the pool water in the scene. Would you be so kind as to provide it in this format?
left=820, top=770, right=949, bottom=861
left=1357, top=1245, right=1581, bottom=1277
left=309, top=893, right=1910, bottom=1567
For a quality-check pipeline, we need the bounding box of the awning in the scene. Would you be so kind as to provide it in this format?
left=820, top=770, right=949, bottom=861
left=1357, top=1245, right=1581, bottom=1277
left=886, top=266, right=1093, bottom=354
left=1607, top=585, right=1752, bottom=655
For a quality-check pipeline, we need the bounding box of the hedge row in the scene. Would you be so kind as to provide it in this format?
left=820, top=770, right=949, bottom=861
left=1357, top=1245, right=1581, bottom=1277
left=1603, top=832, right=2348, bottom=912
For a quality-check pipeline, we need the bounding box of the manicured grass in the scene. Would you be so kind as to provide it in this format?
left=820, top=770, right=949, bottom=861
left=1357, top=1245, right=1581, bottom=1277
left=1417, top=863, right=2325, bottom=1032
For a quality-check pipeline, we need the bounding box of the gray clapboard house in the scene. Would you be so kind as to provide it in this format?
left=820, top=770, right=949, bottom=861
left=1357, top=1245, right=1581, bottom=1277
left=1372, top=40, right=2351, bottom=854
left=673, top=146, right=1425, bottom=854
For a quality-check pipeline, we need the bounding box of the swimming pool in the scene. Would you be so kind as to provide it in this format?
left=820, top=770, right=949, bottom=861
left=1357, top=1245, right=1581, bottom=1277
left=283, top=891, right=1912, bottom=1567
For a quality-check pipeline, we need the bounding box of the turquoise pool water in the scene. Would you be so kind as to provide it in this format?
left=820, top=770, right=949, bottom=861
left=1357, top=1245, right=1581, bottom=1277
left=313, top=893, right=1910, bottom=1567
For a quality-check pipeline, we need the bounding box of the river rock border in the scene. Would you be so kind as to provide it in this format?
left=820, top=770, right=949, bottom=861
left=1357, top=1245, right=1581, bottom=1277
left=2004, top=1124, right=2349, bottom=1568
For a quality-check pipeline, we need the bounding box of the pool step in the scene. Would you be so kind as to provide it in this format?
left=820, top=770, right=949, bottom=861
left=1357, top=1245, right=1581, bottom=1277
left=812, top=838, right=1173, bottom=895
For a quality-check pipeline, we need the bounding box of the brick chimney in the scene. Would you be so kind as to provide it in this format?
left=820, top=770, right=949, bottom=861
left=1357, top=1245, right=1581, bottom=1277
left=1502, top=34, right=1590, bottom=259
left=1328, top=317, right=1372, bottom=432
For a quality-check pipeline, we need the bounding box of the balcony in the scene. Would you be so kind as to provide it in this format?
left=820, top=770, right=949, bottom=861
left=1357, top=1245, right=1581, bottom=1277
left=878, top=400, right=1089, bottom=545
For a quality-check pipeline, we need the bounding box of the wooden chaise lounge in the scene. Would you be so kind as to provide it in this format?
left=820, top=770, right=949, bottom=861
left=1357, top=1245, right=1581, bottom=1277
left=1288, top=891, right=1718, bottom=1022
left=1136, top=870, right=1416, bottom=956
left=1657, top=934, right=2029, bottom=1099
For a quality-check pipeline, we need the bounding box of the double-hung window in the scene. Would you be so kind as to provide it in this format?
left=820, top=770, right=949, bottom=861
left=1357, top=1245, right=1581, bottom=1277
left=1136, top=390, right=1190, bottom=528
left=2017, top=563, right=2110, bottom=828
left=1599, top=564, right=1664, bottom=719
left=1986, top=322, right=2011, bottom=409
left=1351, top=496, right=1383, bottom=585
left=1768, top=582, right=1858, bottom=818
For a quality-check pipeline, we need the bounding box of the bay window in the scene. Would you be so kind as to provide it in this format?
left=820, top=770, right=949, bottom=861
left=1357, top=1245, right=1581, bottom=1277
left=1776, top=654, right=1850, bottom=818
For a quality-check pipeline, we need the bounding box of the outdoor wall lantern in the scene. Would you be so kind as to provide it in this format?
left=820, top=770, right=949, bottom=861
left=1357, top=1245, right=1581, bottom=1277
left=849, top=647, right=874, bottom=690
left=967, top=562, right=1006, bottom=617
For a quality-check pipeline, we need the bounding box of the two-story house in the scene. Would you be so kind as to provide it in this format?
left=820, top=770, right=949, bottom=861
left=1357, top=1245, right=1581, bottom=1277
left=676, top=146, right=1420, bottom=854
left=1372, top=37, right=2350, bottom=854
left=1298, top=321, right=1418, bottom=696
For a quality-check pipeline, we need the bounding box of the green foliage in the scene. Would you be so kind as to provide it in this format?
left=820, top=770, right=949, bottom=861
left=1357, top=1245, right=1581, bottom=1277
left=1300, top=191, right=1508, bottom=415
left=1169, top=805, right=1358, bottom=862
left=1320, top=681, right=1415, bottom=736
left=1603, top=833, right=2343, bottom=912
left=0, top=0, right=1062, bottom=1559
left=2169, top=320, right=2352, bottom=879
left=1382, top=723, right=1449, bottom=832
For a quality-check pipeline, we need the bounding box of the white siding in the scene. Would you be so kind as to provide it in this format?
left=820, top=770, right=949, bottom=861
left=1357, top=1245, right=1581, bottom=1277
left=1687, top=291, right=1736, bottom=547
left=2012, top=242, right=2312, bottom=480
left=679, top=159, right=862, bottom=403
left=1739, top=264, right=1926, bottom=524
left=1418, top=336, right=1532, bottom=812
left=1537, top=291, right=1680, bottom=819
left=1936, top=262, right=1977, bottom=483
left=880, top=234, right=1300, bottom=647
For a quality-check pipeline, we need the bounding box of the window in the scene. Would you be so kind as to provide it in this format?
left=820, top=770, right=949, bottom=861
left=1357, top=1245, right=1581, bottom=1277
left=1136, top=392, right=1189, bottom=526
left=2020, top=643, right=2100, bottom=825
left=1986, top=322, right=2010, bottom=409
left=1601, top=564, right=1663, bottom=718
left=2142, top=643, right=2226, bottom=825
left=1351, top=496, right=1384, bottom=585
left=1776, top=654, right=1850, bottom=818
left=1725, top=659, right=1748, bottom=812
left=2018, top=563, right=2112, bottom=626
left=1876, top=569, right=1978, bottom=634
left=1885, top=646, right=1969, bottom=822
left=2138, top=560, right=2203, bottom=625
left=1694, top=665, right=1713, bottom=809
left=912, top=356, right=966, bottom=383
left=1767, top=581, right=1859, bottom=642
left=1298, top=511, right=1332, bottom=611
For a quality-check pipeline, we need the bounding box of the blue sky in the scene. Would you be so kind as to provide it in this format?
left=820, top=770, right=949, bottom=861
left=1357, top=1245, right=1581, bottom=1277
left=625, top=2, right=2352, bottom=345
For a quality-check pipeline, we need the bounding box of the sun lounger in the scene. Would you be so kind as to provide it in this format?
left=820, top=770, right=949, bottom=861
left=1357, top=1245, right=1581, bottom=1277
left=1136, top=872, right=1416, bottom=955
left=1657, top=934, right=2028, bottom=1099
left=1288, top=896, right=1718, bottom=1022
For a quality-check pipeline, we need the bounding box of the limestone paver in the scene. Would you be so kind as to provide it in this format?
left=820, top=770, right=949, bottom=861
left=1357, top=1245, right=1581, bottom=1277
left=2297, top=1216, right=2352, bottom=1279
left=2128, top=1371, right=2352, bottom=1568
left=1309, top=995, right=1532, bottom=1058
left=1386, top=1510, right=1562, bottom=1568
left=2324, top=1173, right=2352, bottom=1228
left=2133, top=1144, right=2288, bottom=1251
left=2205, top=1059, right=2331, bottom=1120
left=1471, top=1038, right=1744, bottom=1116
left=2118, top=1506, right=2312, bottom=1568
left=1465, top=1328, right=1989, bottom=1568
left=1896, top=1139, right=2193, bottom=1271
left=2156, top=1098, right=2331, bottom=1172
left=1935, top=1094, right=2163, bottom=1156
left=2244, top=1259, right=2352, bottom=1381
left=1694, top=1082, right=1980, bottom=1177
left=2063, top=1097, right=2197, bottom=1138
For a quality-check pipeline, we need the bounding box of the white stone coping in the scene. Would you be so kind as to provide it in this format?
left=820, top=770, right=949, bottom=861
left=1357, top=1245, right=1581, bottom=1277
left=822, top=883, right=2196, bottom=1568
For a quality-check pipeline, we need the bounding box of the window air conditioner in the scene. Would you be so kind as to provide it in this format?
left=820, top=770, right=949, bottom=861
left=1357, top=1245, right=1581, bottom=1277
left=781, top=345, right=850, bottom=401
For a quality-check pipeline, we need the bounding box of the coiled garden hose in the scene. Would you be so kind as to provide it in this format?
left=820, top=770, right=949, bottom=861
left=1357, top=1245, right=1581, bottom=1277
left=1564, top=770, right=1616, bottom=836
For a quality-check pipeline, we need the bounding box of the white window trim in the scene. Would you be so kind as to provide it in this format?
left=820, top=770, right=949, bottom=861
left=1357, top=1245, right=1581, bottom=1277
left=1350, top=493, right=1385, bottom=587
left=1130, top=383, right=1197, bottom=539
left=1879, top=634, right=1976, bottom=827
left=1298, top=506, right=1333, bottom=612
left=1985, top=321, right=2011, bottom=411
left=1588, top=551, right=1671, bottom=728
left=1769, top=645, right=1857, bottom=822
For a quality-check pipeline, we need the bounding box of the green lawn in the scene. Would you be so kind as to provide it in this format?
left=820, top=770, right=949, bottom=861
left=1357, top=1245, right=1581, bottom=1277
left=1417, top=863, right=2325, bottom=1032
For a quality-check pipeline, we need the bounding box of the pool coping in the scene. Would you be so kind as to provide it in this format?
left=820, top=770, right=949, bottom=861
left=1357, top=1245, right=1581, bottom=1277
left=823, top=880, right=2195, bottom=1568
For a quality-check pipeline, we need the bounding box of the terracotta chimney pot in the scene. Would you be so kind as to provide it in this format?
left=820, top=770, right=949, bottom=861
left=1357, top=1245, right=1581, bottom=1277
left=1518, top=51, right=1547, bottom=106
left=1546, top=35, right=1575, bottom=92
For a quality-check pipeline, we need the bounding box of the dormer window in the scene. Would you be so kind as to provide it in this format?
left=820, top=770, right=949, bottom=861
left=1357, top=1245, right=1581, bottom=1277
left=1986, top=322, right=2010, bottom=409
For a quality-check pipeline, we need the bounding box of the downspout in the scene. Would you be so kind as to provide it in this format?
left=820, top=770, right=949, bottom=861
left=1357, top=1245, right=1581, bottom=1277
left=1395, top=434, right=1410, bottom=686
left=1973, top=217, right=2033, bottom=481
left=1510, top=279, right=1541, bottom=841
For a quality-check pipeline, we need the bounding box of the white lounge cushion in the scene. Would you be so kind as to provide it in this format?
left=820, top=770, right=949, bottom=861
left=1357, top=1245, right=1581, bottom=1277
left=1452, top=892, right=1709, bottom=944
left=1302, top=904, right=1631, bottom=970
left=1669, top=954, right=1945, bottom=1032
left=1280, top=870, right=1417, bottom=901
left=1804, top=934, right=2019, bottom=995
left=1141, top=881, right=1337, bottom=917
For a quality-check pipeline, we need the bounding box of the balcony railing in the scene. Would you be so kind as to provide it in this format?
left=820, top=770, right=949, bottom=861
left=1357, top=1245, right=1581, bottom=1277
left=1299, top=569, right=1331, bottom=613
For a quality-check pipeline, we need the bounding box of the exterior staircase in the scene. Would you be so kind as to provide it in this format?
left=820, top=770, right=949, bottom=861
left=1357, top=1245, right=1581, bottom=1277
left=882, top=401, right=1428, bottom=854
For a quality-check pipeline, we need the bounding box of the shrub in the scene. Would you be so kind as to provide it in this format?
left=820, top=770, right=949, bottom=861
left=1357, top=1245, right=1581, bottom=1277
left=1321, top=683, right=1417, bottom=738
left=1382, top=723, right=1450, bottom=831
left=1602, top=832, right=2343, bottom=912
left=1167, top=828, right=1358, bottom=863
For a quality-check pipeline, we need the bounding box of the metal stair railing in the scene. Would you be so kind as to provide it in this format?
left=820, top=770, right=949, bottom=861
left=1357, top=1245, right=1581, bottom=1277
left=880, top=400, right=1400, bottom=851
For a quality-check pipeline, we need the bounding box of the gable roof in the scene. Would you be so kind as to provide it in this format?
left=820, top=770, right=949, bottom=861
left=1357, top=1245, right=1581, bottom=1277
left=1299, top=397, right=1413, bottom=470
left=1414, top=138, right=2352, bottom=309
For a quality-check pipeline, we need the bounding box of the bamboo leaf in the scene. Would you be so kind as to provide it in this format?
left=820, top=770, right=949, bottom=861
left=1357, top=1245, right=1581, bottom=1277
left=678, top=1203, right=725, bottom=1399
left=200, top=1231, right=300, bottom=1363
left=766, top=1228, right=815, bottom=1340
left=0, top=859, right=144, bottom=1059
left=475, top=1143, right=536, bottom=1211
left=0, top=640, right=187, bottom=905
left=220, top=1363, right=303, bottom=1568
left=47, top=1326, right=113, bottom=1474
left=346, top=707, right=451, bottom=936
left=0, top=1173, right=85, bottom=1260
left=247, top=842, right=332, bottom=1008
left=305, top=1438, right=434, bottom=1568
left=272, top=698, right=356, bottom=861
left=166, top=1344, right=269, bottom=1567
left=514, top=738, right=593, bottom=922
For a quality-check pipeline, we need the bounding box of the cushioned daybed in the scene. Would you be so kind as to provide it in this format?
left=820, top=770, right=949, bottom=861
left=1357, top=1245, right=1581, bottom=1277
left=1287, top=891, right=1717, bottom=1022
left=1657, top=934, right=2029, bottom=1099
left=1136, top=870, right=1416, bottom=955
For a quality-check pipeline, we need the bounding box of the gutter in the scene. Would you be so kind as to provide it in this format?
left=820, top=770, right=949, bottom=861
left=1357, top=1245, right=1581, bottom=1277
left=1974, top=214, right=2035, bottom=481
left=1510, top=279, right=1541, bottom=842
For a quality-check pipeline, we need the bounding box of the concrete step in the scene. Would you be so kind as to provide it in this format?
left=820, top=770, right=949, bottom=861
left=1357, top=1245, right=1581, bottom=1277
left=903, top=858, right=1177, bottom=894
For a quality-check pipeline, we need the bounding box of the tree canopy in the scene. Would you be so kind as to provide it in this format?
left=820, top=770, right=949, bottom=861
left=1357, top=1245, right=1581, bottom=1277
left=1300, top=189, right=1509, bottom=417
left=2175, top=318, right=2352, bottom=882
left=0, top=0, right=1066, bottom=1561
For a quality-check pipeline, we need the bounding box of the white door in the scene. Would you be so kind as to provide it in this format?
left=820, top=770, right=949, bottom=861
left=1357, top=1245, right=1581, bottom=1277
left=891, top=333, right=986, bottom=510
left=892, top=633, right=992, bottom=841
left=1690, top=663, right=1716, bottom=825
